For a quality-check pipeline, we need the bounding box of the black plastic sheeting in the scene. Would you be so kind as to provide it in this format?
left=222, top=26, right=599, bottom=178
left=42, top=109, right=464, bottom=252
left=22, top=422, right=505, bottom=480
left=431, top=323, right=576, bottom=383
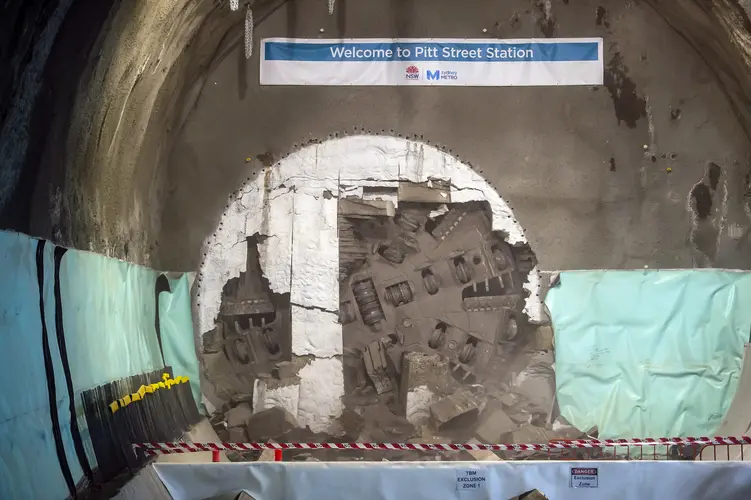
left=81, top=366, right=201, bottom=490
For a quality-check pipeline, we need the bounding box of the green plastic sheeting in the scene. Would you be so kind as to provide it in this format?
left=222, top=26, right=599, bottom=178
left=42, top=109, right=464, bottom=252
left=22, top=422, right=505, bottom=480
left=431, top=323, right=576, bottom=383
left=0, top=230, right=203, bottom=499
left=546, top=270, right=751, bottom=439
left=160, top=275, right=201, bottom=405
left=0, top=232, right=78, bottom=500
left=60, top=249, right=164, bottom=391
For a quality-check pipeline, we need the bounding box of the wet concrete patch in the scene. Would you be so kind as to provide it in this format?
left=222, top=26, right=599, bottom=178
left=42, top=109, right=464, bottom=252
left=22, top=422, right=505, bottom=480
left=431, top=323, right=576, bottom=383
left=688, top=162, right=727, bottom=267
left=603, top=49, right=647, bottom=128
left=691, top=183, right=712, bottom=219
left=708, top=162, right=722, bottom=190
left=596, top=6, right=610, bottom=29
left=533, top=0, right=556, bottom=37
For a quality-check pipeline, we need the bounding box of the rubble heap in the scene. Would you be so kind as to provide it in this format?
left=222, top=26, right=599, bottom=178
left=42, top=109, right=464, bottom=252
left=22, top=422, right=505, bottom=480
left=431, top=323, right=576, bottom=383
left=332, top=201, right=585, bottom=458
left=203, top=201, right=592, bottom=461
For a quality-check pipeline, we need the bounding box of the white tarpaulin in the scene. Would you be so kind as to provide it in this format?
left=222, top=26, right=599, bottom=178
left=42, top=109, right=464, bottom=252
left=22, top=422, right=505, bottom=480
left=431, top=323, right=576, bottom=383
left=153, top=461, right=751, bottom=500
left=260, top=38, right=603, bottom=86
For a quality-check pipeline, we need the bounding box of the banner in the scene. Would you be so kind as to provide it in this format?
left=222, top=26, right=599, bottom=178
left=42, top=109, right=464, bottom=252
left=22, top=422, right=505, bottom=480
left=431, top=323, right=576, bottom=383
left=152, top=461, right=751, bottom=500
left=260, top=38, right=603, bottom=86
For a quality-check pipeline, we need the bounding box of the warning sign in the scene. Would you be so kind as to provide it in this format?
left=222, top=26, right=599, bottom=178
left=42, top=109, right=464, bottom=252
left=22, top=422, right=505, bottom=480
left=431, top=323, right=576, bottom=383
left=456, top=468, right=487, bottom=492
left=570, top=467, right=598, bottom=488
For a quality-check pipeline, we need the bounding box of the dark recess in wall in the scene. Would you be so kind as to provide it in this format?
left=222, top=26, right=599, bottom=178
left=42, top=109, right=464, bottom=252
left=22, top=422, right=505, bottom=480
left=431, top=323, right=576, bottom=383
left=0, top=0, right=116, bottom=232
left=603, top=48, right=647, bottom=128
left=155, top=274, right=172, bottom=366
left=691, top=183, right=712, bottom=219
left=0, top=0, right=58, bottom=126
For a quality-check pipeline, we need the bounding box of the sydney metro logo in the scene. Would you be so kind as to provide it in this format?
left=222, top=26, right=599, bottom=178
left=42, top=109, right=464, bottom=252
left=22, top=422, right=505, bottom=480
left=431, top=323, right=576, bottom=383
left=405, top=65, right=420, bottom=80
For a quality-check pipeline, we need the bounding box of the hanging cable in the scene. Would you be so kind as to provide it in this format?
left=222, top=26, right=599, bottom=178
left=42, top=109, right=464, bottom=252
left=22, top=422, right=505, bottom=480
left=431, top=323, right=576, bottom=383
left=329, top=0, right=335, bottom=15
left=230, top=0, right=239, bottom=11
left=245, top=5, right=254, bottom=59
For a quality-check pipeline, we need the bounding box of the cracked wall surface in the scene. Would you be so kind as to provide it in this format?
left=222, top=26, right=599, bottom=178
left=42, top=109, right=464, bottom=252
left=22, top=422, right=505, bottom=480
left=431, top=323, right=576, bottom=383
left=2, top=0, right=751, bottom=273
left=161, top=0, right=751, bottom=272
left=2, top=0, right=751, bottom=456
left=197, top=136, right=542, bottom=434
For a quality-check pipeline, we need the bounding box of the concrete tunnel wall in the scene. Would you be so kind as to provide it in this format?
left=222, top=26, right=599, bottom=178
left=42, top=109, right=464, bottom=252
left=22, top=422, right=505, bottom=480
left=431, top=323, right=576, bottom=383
left=1, top=0, right=750, bottom=273
left=2, top=0, right=751, bottom=460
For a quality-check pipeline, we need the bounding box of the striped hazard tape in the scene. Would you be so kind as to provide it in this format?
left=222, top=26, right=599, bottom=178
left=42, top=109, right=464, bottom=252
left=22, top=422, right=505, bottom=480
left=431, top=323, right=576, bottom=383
left=133, top=436, right=751, bottom=455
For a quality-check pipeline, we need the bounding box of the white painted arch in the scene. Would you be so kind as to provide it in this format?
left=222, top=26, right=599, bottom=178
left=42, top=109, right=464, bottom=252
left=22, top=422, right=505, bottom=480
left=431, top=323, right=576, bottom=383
left=195, top=135, right=542, bottom=433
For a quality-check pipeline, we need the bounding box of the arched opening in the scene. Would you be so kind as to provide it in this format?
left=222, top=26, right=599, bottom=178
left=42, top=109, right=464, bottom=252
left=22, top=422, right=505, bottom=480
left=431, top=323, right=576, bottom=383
left=196, top=135, right=540, bottom=437
left=2, top=0, right=751, bottom=495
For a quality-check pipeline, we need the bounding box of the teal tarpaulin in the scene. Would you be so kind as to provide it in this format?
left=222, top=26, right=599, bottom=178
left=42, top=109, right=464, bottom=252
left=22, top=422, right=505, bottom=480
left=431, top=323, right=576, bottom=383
left=0, top=232, right=78, bottom=499
left=0, top=230, right=201, bottom=499
left=547, top=270, right=751, bottom=439
left=160, top=274, right=201, bottom=405
left=59, top=249, right=164, bottom=391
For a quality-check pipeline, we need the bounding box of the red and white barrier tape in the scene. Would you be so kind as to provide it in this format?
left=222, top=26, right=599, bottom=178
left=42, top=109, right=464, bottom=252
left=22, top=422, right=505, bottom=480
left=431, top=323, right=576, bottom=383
left=133, top=436, right=751, bottom=455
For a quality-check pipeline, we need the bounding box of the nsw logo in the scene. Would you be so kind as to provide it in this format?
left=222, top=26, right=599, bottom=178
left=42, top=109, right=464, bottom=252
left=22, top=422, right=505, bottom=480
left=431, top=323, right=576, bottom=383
left=405, top=65, right=420, bottom=80
left=427, top=69, right=458, bottom=81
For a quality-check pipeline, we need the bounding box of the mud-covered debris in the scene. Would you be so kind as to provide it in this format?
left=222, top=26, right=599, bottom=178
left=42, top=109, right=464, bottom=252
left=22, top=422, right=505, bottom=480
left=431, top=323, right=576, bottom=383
left=430, top=389, right=481, bottom=431
left=202, top=327, right=222, bottom=353
left=400, top=352, right=459, bottom=424
left=257, top=449, right=278, bottom=462
left=342, top=385, right=379, bottom=408
left=475, top=401, right=518, bottom=442
left=511, top=351, right=556, bottom=414
left=466, top=438, right=502, bottom=461
left=383, top=338, right=404, bottom=376
left=377, top=414, right=416, bottom=439
left=338, top=198, right=395, bottom=217
left=246, top=406, right=299, bottom=441
left=385, top=393, right=404, bottom=415
left=506, top=406, right=533, bottom=425
left=227, top=402, right=253, bottom=428
left=400, top=353, right=458, bottom=400
left=397, top=181, right=451, bottom=203
left=335, top=200, right=541, bottom=444
left=215, top=426, right=230, bottom=442
left=230, top=392, right=253, bottom=406
left=360, top=404, right=416, bottom=441
left=428, top=204, right=449, bottom=219
left=408, top=426, right=450, bottom=444
left=228, top=425, right=247, bottom=442
left=498, top=392, right=518, bottom=407
left=341, top=201, right=535, bottom=393
left=363, top=339, right=396, bottom=394
left=510, top=424, right=557, bottom=444
left=338, top=408, right=365, bottom=437
left=530, top=325, right=554, bottom=351
left=511, top=490, right=548, bottom=500
left=272, top=358, right=308, bottom=380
